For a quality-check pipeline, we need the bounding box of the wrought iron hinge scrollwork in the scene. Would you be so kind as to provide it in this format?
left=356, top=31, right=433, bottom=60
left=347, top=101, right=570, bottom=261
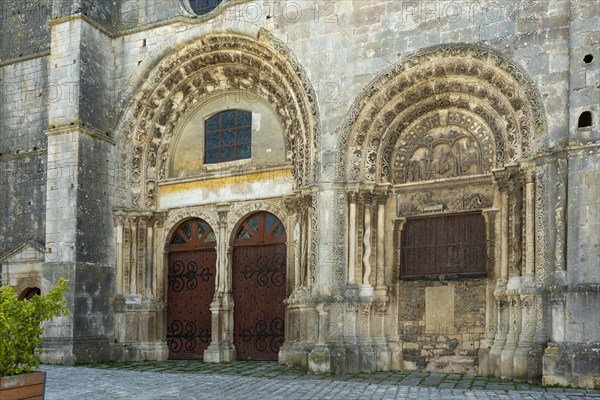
left=168, top=260, right=214, bottom=292
left=167, top=320, right=210, bottom=354
left=239, top=318, right=285, bottom=354
left=241, top=254, right=286, bottom=287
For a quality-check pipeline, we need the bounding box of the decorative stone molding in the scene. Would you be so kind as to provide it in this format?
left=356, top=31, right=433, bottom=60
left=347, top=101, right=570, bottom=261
left=397, top=191, right=493, bottom=216
left=163, top=207, right=219, bottom=240
left=227, top=199, right=288, bottom=237
left=113, top=209, right=167, bottom=300
left=338, top=44, right=547, bottom=184
left=116, top=30, right=320, bottom=210
left=284, top=194, right=313, bottom=294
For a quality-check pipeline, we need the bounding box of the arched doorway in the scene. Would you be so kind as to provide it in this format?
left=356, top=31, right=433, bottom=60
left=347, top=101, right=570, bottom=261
left=19, top=287, right=41, bottom=300
left=233, top=211, right=287, bottom=360
left=167, top=218, right=217, bottom=359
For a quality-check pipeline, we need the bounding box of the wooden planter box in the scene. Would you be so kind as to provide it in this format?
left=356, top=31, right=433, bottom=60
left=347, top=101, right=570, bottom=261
left=0, top=371, right=46, bottom=400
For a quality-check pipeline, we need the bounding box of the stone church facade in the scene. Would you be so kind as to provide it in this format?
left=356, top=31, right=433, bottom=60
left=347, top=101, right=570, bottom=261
left=1, top=0, right=598, bottom=388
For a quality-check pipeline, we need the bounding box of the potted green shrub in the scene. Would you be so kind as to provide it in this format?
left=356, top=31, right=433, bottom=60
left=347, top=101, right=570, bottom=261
left=0, top=278, right=69, bottom=399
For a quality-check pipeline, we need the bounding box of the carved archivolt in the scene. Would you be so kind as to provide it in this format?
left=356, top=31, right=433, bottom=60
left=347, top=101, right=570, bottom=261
left=227, top=199, right=288, bottom=243
left=116, top=30, right=320, bottom=210
left=164, top=207, right=219, bottom=245
left=339, top=44, right=547, bottom=184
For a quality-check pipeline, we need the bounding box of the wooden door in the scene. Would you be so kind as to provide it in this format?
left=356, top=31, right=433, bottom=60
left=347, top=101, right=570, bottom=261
left=233, top=212, right=287, bottom=360
left=167, top=218, right=217, bottom=359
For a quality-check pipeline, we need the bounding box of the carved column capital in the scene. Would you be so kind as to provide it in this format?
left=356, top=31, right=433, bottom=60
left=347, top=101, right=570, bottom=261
left=217, top=211, right=228, bottom=228
left=374, top=193, right=388, bottom=206
left=523, top=166, right=536, bottom=184
left=493, top=165, right=521, bottom=192
left=113, top=214, right=124, bottom=227
left=374, top=297, right=389, bottom=314
left=493, top=169, right=512, bottom=192
left=550, top=291, right=566, bottom=307
left=360, top=191, right=374, bottom=204
left=285, top=195, right=312, bottom=213
left=154, top=212, right=166, bottom=228
left=520, top=293, right=534, bottom=309
left=347, top=191, right=359, bottom=204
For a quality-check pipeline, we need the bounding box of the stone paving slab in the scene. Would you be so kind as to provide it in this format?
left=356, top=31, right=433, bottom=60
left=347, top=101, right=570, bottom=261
left=40, top=362, right=600, bottom=400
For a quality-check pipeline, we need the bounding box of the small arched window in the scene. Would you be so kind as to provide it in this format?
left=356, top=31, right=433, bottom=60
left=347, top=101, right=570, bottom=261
left=19, top=287, right=41, bottom=300
left=204, top=110, right=252, bottom=164
left=187, top=0, right=223, bottom=16
left=578, top=111, right=592, bottom=128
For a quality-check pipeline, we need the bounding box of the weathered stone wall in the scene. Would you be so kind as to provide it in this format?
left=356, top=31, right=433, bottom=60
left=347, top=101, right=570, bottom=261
left=271, top=1, right=572, bottom=157
left=0, top=0, right=52, bottom=60
left=0, top=55, right=50, bottom=251
left=398, top=280, right=487, bottom=373
left=0, top=0, right=598, bottom=387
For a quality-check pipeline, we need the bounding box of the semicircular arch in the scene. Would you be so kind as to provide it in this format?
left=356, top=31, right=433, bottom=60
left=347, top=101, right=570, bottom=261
left=116, top=29, right=320, bottom=210
left=163, top=208, right=219, bottom=252
left=338, top=43, right=547, bottom=183
left=227, top=201, right=287, bottom=246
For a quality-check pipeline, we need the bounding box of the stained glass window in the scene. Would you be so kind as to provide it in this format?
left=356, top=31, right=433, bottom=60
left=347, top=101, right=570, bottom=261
left=188, top=0, right=222, bottom=16
left=204, top=110, right=252, bottom=164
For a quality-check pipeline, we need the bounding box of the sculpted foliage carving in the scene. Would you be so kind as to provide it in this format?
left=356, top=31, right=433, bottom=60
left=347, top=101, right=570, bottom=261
left=117, top=31, right=320, bottom=210
left=227, top=200, right=287, bottom=233
left=338, top=44, right=547, bottom=184
left=397, top=191, right=493, bottom=216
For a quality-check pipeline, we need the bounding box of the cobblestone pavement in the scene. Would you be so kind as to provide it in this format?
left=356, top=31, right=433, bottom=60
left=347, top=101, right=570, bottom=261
left=42, top=361, right=600, bottom=399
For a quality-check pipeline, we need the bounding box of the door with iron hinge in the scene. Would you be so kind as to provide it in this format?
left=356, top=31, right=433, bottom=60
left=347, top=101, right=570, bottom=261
left=167, top=218, right=217, bottom=359
left=233, top=211, right=287, bottom=360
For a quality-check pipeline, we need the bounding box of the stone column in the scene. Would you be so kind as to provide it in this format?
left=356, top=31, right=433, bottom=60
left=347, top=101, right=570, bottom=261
left=372, top=191, right=389, bottom=371
left=489, top=168, right=513, bottom=376
left=205, top=205, right=236, bottom=363
left=129, top=218, right=138, bottom=295
left=501, top=294, right=521, bottom=379
left=113, top=214, right=126, bottom=347
left=145, top=218, right=154, bottom=295
left=358, top=303, right=375, bottom=371
left=498, top=167, right=524, bottom=379
left=500, top=189, right=510, bottom=281
left=303, top=196, right=314, bottom=289
left=387, top=217, right=406, bottom=371
left=479, top=208, right=499, bottom=375
left=375, top=193, right=387, bottom=289
left=347, top=192, right=358, bottom=287
left=524, top=169, right=536, bottom=282
left=360, top=193, right=374, bottom=297
left=373, top=299, right=389, bottom=371
left=514, top=293, right=536, bottom=379
left=114, top=214, right=125, bottom=296
left=344, top=303, right=360, bottom=372
left=513, top=168, right=537, bottom=380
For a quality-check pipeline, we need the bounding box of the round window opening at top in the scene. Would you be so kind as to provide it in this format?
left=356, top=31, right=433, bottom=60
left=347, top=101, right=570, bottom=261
left=186, top=0, right=223, bottom=16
